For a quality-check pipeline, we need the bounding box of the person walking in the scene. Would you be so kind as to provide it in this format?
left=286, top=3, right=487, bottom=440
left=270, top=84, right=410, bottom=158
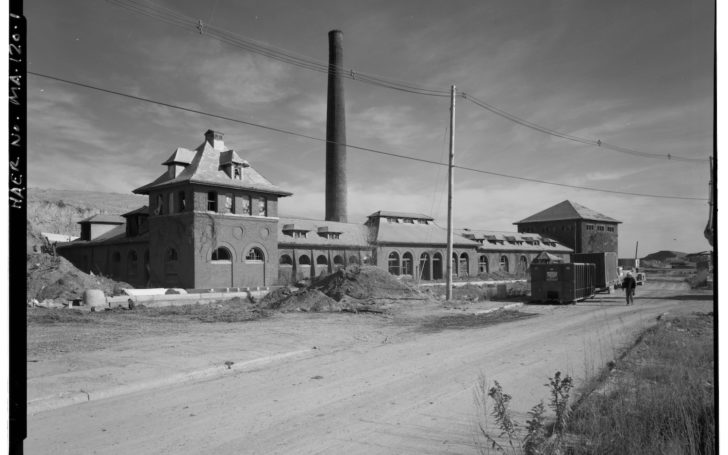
left=622, top=271, right=637, bottom=305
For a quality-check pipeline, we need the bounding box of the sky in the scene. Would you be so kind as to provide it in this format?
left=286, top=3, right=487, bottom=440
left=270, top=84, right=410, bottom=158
left=25, top=0, right=715, bottom=258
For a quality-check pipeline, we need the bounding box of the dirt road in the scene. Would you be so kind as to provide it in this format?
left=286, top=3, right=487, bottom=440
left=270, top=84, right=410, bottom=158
left=26, top=283, right=712, bottom=454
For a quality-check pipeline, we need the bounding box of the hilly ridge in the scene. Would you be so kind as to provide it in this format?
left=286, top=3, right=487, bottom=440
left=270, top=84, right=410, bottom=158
left=28, top=187, right=147, bottom=236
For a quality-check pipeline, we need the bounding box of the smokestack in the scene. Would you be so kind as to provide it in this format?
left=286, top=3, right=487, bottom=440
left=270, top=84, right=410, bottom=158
left=325, top=30, right=347, bottom=222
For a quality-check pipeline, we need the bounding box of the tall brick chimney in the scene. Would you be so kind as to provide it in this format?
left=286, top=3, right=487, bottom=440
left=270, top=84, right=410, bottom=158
left=325, top=30, right=347, bottom=222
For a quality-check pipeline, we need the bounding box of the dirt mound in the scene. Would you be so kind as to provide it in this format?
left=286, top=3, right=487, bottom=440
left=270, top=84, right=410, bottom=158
left=27, top=252, right=133, bottom=302
left=312, top=265, right=419, bottom=301
left=260, top=288, right=340, bottom=312
left=27, top=220, right=52, bottom=255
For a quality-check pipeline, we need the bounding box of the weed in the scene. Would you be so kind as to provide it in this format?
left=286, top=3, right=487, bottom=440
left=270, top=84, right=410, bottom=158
left=477, top=372, right=573, bottom=455
left=546, top=371, right=573, bottom=435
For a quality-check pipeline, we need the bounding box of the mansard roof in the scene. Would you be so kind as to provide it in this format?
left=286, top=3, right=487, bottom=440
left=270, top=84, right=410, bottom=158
left=134, top=133, right=292, bottom=197
left=514, top=200, right=620, bottom=224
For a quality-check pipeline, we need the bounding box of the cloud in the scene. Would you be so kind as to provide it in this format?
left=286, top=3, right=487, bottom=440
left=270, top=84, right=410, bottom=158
left=349, top=105, right=438, bottom=148
left=194, top=53, right=293, bottom=106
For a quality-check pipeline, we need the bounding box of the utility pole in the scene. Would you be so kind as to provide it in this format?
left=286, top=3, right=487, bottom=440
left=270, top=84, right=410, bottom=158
left=446, top=85, right=456, bottom=300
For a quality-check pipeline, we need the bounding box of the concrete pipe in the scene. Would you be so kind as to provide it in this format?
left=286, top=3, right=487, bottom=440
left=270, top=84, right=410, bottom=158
left=83, top=289, right=107, bottom=308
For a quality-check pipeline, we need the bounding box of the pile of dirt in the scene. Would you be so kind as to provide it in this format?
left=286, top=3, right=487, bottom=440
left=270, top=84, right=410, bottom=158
left=311, top=265, right=420, bottom=301
left=27, top=220, right=52, bottom=255
left=259, top=288, right=341, bottom=313
left=27, top=252, right=132, bottom=303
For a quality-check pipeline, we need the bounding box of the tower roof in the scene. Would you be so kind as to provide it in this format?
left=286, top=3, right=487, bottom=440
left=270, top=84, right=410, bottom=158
left=134, top=131, right=292, bottom=197
left=514, top=200, right=620, bottom=224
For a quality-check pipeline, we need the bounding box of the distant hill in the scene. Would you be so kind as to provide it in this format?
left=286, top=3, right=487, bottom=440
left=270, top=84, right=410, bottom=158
left=27, top=188, right=147, bottom=237
left=641, top=250, right=687, bottom=262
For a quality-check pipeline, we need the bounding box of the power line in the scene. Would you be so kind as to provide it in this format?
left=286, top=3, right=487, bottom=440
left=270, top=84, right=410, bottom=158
left=106, top=0, right=450, bottom=98
left=29, top=71, right=707, bottom=202
left=107, top=0, right=709, bottom=165
left=460, top=92, right=707, bottom=163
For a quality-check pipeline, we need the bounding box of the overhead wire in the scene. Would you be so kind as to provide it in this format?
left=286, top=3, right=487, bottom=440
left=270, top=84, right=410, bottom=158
left=28, top=71, right=707, bottom=202
left=106, top=0, right=450, bottom=98
left=460, top=92, right=707, bottom=163
left=107, top=0, right=709, bottom=163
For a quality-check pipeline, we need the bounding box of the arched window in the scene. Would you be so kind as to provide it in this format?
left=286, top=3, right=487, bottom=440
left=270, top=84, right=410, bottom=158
left=459, top=253, right=469, bottom=276
left=419, top=253, right=431, bottom=281
left=333, top=255, right=345, bottom=267
left=299, top=254, right=311, bottom=265
left=388, top=251, right=400, bottom=275
left=316, top=255, right=328, bottom=265
left=519, top=255, right=528, bottom=272
left=432, top=252, right=443, bottom=280
left=279, top=254, right=293, bottom=265
left=246, top=247, right=264, bottom=262
left=349, top=256, right=360, bottom=265
left=212, top=246, right=232, bottom=262
left=127, top=250, right=138, bottom=277
left=500, top=255, right=509, bottom=272
left=479, top=255, right=488, bottom=274
left=402, top=252, right=414, bottom=276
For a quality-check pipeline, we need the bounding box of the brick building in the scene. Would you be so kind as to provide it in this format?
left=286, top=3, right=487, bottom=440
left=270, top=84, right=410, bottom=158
left=57, top=130, right=576, bottom=289
left=514, top=200, right=620, bottom=254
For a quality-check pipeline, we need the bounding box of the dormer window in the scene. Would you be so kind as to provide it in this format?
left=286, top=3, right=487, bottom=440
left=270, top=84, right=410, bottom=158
left=233, top=165, right=242, bottom=180
left=317, top=226, right=342, bottom=239
left=282, top=224, right=310, bottom=239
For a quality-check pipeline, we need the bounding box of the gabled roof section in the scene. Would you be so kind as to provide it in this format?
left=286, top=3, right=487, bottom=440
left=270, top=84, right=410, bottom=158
left=162, top=147, right=196, bottom=165
left=367, top=210, right=434, bottom=221
left=514, top=200, right=620, bottom=224
left=121, top=206, right=149, bottom=217
left=453, top=228, right=573, bottom=253
left=278, top=217, right=370, bottom=247
left=78, top=214, right=125, bottom=225
left=134, top=132, right=292, bottom=197
left=375, top=221, right=478, bottom=246
left=219, top=150, right=245, bottom=165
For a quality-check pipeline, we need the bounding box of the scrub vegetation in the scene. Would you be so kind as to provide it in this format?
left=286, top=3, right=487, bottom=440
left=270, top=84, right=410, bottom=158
left=476, top=312, right=715, bottom=454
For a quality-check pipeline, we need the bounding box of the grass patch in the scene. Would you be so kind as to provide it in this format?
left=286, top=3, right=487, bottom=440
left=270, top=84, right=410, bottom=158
left=566, top=312, right=715, bottom=454
left=474, top=312, right=714, bottom=454
left=419, top=309, right=537, bottom=333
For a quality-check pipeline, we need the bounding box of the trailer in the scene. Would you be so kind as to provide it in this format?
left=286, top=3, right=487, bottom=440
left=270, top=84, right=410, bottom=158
left=529, top=262, right=596, bottom=304
left=573, top=252, right=619, bottom=293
